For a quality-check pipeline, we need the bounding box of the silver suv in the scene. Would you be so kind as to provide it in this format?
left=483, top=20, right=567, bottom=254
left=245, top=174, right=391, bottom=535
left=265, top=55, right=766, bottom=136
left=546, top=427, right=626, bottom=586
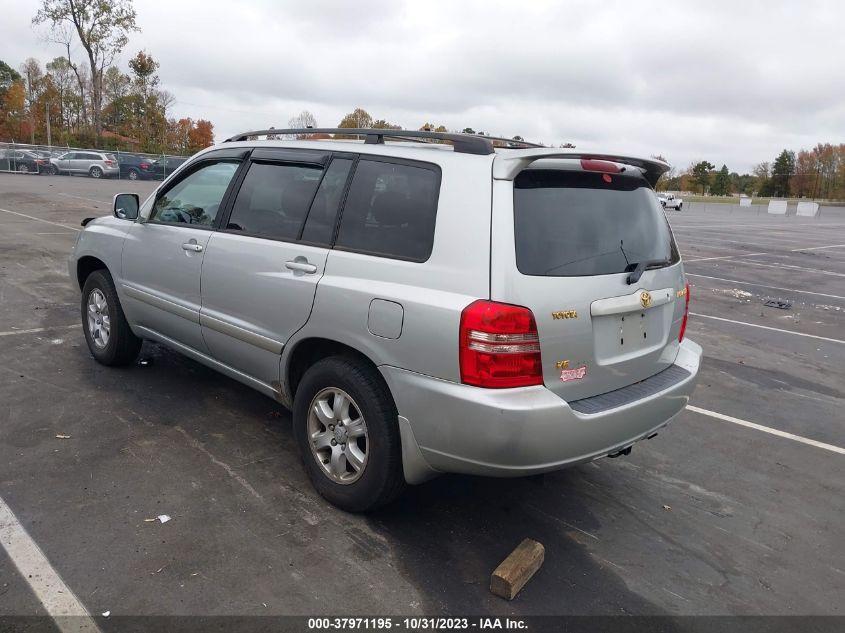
left=69, top=128, right=702, bottom=511
left=50, top=150, right=120, bottom=178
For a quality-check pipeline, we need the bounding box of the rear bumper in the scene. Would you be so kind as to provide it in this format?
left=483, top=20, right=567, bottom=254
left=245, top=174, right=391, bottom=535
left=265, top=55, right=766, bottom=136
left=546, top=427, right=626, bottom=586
left=381, top=338, right=702, bottom=484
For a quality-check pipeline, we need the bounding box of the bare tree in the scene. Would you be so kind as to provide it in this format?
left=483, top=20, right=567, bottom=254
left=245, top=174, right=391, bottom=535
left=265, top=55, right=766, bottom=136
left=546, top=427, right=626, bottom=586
left=34, top=0, right=138, bottom=142
left=288, top=110, right=318, bottom=138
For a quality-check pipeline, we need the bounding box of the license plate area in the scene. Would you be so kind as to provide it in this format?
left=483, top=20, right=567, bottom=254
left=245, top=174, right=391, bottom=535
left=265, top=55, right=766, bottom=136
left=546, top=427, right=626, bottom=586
left=592, top=307, right=665, bottom=363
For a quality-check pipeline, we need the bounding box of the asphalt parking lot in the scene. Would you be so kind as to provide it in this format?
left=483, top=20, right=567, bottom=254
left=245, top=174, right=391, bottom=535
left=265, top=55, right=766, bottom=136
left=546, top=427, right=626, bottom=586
left=1, top=173, right=843, bottom=625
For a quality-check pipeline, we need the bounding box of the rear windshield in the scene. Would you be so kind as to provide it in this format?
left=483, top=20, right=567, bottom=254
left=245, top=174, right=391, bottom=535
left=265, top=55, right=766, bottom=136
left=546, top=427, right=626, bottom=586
left=513, top=169, right=679, bottom=277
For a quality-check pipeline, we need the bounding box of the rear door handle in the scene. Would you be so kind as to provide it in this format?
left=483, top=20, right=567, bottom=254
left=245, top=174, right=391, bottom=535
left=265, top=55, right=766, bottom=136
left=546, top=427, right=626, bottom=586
left=285, top=260, right=317, bottom=274
left=181, top=242, right=203, bottom=252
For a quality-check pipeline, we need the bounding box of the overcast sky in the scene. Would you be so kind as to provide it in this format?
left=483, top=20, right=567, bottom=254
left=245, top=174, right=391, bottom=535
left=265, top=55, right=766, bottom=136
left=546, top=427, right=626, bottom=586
left=2, top=0, right=843, bottom=172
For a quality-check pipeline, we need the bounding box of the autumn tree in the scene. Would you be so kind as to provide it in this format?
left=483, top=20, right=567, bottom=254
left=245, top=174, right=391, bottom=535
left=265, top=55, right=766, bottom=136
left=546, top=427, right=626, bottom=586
left=710, top=164, right=731, bottom=196
left=188, top=119, right=214, bottom=151
left=338, top=108, right=372, bottom=129
left=371, top=119, right=401, bottom=129
left=34, top=0, right=139, bottom=142
left=336, top=107, right=373, bottom=138
left=1, top=81, right=27, bottom=141
left=690, top=160, right=715, bottom=195
left=419, top=122, right=447, bottom=132
left=0, top=60, right=21, bottom=101
left=45, top=57, right=75, bottom=132
left=652, top=155, right=676, bottom=192
left=20, top=59, right=45, bottom=143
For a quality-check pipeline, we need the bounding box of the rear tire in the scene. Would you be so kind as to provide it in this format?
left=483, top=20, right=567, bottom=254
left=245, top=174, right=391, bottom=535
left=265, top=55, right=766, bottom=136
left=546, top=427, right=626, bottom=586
left=89, top=166, right=103, bottom=179
left=293, top=356, right=405, bottom=512
left=127, top=169, right=139, bottom=181
left=17, top=164, right=29, bottom=174
left=81, top=269, right=142, bottom=366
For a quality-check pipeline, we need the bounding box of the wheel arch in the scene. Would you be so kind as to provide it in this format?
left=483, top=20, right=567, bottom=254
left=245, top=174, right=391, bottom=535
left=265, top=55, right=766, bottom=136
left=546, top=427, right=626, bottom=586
left=285, top=337, right=383, bottom=404
left=76, top=255, right=110, bottom=290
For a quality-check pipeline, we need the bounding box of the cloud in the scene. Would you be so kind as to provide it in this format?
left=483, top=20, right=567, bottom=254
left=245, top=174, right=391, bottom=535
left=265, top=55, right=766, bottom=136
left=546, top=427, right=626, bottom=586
left=3, top=0, right=843, bottom=172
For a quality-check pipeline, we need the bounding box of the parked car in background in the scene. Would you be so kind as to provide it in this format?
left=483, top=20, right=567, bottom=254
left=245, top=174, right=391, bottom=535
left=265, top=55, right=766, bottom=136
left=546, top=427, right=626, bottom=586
left=49, top=151, right=120, bottom=178
left=147, top=156, right=187, bottom=180
left=0, top=149, right=48, bottom=174
left=69, top=127, right=701, bottom=511
left=657, top=192, right=683, bottom=211
left=116, top=154, right=158, bottom=180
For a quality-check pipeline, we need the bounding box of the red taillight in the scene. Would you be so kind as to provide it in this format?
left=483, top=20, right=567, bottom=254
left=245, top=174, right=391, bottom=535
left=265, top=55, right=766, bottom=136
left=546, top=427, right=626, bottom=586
left=460, top=300, right=543, bottom=388
left=141, top=162, right=150, bottom=169
left=679, top=282, right=690, bottom=342
left=104, top=160, right=114, bottom=165
left=580, top=158, right=622, bottom=173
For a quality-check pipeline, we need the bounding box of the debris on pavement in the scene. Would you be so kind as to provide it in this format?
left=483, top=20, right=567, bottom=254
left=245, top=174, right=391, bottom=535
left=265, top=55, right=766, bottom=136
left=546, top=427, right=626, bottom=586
left=663, top=504, right=672, bottom=511
left=490, top=538, right=545, bottom=600
left=144, top=515, right=171, bottom=524
left=55, top=434, right=71, bottom=439
left=101, top=611, right=110, bottom=617
left=763, top=298, right=792, bottom=309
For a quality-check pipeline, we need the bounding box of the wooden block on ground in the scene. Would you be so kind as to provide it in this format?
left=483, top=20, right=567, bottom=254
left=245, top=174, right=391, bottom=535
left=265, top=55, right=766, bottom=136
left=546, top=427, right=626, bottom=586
left=490, top=538, right=545, bottom=600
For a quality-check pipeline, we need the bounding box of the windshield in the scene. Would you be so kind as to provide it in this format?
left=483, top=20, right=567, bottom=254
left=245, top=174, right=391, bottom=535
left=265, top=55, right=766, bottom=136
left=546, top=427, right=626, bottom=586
left=513, top=169, right=679, bottom=277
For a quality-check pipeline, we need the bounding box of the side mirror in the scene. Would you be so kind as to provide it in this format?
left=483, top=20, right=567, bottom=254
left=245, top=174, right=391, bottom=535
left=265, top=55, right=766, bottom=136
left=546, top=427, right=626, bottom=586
left=113, top=193, right=140, bottom=220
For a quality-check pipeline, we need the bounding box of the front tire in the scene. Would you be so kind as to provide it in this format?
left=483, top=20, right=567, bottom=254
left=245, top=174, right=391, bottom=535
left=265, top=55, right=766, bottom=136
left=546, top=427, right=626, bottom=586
left=47, top=165, right=58, bottom=175
left=89, top=166, right=103, bottom=179
left=677, top=203, right=683, bottom=211
left=81, top=270, right=142, bottom=366
left=293, top=356, right=405, bottom=512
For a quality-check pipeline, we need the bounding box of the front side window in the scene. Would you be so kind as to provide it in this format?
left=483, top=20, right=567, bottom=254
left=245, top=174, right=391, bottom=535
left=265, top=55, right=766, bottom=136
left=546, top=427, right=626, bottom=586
left=226, top=162, right=323, bottom=241
left=334, top=159, right=440, bottom=262
left=151, top=161, right=239, bottom=227
left=513, top=169, right=679, bottom=277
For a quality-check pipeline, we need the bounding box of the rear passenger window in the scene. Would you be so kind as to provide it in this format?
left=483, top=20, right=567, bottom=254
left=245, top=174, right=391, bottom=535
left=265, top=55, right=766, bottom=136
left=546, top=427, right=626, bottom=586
left=301, top=158, right=353, bottom=246
left=335, top=159, right=440, bottom=262
left=227, top=162, right=323, bottom=241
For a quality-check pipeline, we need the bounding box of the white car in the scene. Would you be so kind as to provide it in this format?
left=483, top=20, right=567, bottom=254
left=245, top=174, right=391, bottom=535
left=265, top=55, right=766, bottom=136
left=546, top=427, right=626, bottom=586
left=657, top=193, right=683, bottom=211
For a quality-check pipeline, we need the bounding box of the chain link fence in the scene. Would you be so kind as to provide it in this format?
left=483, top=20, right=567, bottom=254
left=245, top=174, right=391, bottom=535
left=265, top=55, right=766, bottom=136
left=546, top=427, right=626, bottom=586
left=0, top=141, right=189, bottom=180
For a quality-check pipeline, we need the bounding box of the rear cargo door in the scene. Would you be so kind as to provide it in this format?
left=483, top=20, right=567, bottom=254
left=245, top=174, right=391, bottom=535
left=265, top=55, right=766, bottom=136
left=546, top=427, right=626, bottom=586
left=491, top=166, right=688, bottom=403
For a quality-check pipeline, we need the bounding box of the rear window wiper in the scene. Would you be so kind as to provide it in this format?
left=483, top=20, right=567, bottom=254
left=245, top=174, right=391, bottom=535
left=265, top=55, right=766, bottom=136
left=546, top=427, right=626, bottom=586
left=626, top=258, right=670, bottom=285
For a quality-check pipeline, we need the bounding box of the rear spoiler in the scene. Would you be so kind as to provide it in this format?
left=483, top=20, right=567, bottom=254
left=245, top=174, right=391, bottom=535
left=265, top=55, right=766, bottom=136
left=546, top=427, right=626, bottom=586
left=492, top=149, right=670, bottom=188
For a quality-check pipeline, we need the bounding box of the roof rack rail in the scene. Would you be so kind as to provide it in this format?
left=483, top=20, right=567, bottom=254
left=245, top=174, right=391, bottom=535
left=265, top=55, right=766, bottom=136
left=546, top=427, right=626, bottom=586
left=222, top=128, right=544, bottom=155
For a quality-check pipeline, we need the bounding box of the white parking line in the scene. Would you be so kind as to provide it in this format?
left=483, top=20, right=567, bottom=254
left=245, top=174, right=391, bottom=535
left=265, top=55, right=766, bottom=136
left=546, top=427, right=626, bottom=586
left=0, top=207, right=80, bottom=232
left=684, top=243, right=845, bottom=263
left=0, top=325, right=80, bottom=337
left=686, top=273, right=845, bottom=301
left=685, top=252, right=767, bottom=263
left=725, top=259, right=845, bottom=278
left=793, top=243, right=845, bottom=252
left=690, top=313, right=845, bottom=345
left=669, top=222, right=845, bottom=230
left=58, top=193, right=111, bottom=205
left=0, top=495, right=102, bottom=633
left=686, top=405, right=845, bottom=455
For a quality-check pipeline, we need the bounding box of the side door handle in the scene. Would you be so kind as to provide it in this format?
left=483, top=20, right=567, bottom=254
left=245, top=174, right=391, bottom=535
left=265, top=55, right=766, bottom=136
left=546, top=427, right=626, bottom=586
left=182, top=242, right=203, bottom=252
left=285, top=260, right=318, bottom=274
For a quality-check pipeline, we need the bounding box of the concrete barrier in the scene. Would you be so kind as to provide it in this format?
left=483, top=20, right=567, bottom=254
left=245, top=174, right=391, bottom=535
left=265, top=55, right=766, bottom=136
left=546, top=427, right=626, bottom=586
left=796, top=201, right=819, bottom=217
left=767, top=200, right=788, bottom=215
left=739, top=197, right=752, bottom=207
